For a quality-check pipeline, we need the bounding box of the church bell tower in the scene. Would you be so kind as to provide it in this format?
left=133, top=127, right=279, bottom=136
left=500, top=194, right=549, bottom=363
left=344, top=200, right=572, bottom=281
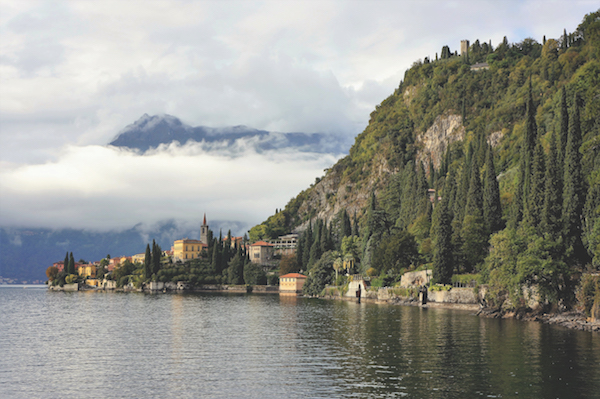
left=201, top=213, right=209, bottom=244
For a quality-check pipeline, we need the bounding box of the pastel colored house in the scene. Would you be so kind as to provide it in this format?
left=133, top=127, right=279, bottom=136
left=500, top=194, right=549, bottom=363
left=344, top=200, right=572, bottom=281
left=248, top=241, right=275, bottom=264
left=78, top=264, right=97, bottom=279
left=279, top=273, right=307, bottom=293
left=173, top=239, right=208, bottom=262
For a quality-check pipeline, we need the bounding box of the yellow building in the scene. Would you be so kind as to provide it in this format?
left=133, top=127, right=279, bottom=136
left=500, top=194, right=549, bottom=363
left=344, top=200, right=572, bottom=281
left=279, top=273, right=307, bottom=293
left=78, top=264, right=97, bottom=279
left=131, top=253, right=145, bottom=264
left=173, top=239, right=207, bottom=262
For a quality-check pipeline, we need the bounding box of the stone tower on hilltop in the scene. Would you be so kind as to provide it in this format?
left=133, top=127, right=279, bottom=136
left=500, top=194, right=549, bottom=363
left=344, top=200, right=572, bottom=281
left=200, top=214, right=209, bottom=244
left=461, top=40, right=470, bottom=56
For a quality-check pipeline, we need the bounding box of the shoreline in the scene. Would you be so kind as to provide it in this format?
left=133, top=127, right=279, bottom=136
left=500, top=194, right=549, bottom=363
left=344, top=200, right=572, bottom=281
left=47, top=284, right=599, bottom=332
left=322, top=293, right=600, bottom=333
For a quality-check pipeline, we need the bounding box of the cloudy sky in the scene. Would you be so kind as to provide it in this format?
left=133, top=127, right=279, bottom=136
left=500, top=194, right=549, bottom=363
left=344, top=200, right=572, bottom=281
left=0, top=0, right=596, bottom=234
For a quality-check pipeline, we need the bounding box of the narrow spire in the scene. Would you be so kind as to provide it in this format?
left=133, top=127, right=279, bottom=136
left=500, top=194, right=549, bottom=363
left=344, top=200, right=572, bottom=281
left=203, top=213, right=207, bottom=225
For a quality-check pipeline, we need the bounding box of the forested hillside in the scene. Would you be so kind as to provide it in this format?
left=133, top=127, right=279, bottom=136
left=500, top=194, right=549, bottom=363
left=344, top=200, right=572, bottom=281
left=251, top=11, right=600, bottom=309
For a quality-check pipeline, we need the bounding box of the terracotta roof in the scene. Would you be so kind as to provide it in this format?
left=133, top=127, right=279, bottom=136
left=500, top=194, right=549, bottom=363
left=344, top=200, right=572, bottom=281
left=279, top=273, right=307, bottom=279
left=250, top=241, right=274, bottom=247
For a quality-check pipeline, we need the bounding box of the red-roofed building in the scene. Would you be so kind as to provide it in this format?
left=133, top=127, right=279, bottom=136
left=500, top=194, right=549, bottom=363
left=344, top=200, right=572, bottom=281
left=248, top=241, right=275, bottom=265
left=52, top=261, right=82, bottom=273
left=279, top=273, right=308, bottom=293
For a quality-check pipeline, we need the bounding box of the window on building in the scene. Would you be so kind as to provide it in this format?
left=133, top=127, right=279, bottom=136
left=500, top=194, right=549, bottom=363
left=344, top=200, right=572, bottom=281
left=254, top=253, right=260, bottom=258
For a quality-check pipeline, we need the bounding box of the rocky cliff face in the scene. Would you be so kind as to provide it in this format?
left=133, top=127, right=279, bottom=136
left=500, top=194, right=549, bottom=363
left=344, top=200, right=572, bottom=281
left=292, top=113, right=464, bottom=231
left=415, top=114, right=465, bottom=171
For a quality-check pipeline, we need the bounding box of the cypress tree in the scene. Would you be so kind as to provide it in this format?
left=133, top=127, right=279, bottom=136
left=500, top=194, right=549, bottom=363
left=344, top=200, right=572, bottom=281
left=341, top=210, right=352, bottom=238
left=562, top=93, right=588, bottom=264
left=483, top=146, right=503, bottom=233
left=428, top=158, right=436, bottom=188
left=320, top=221, right=329, bottom=254
left=302, top=222, right=312, bottom=269
left=432, top=199, right=453, bottom=284
left=465, top=157, right=483, bottom=218
left=144, top=244, right=152, bottom=280
left=416, top=162, right=429, bottom=215
left=352, top=211, right=359, bottom=237
left=295, top=233, right=304, bottom=270
left=211, top=241, right=221, bottom=274
left=559, top=87, right=569, bottom=165
left=68, top=252, right=75, bottom=275
left=63, top=252, right=69, bottom=274
left=511, top=80, right=538, bottom=228
left=525, top=140, right=546, bottom=229
left=461, top=157, right=487, bottom=272
left=457, top=143, right=473, bottom=214
left=151, top=240, right=161, bottom=275
left=541, top=131, right=563, bottom=238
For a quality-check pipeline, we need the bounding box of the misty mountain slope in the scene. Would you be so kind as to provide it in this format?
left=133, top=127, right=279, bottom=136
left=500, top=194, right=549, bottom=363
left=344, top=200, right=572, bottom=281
left=110, top=114, right=351, bottom=154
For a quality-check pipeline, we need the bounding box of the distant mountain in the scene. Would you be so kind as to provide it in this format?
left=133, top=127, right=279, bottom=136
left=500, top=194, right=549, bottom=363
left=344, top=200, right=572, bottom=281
left=109, top=114, right=350, bottom=154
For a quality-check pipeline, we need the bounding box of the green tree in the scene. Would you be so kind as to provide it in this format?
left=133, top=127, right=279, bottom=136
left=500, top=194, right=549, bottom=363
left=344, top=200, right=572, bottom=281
left=483, top=146, right=503, bottom=233
left=144, top=244, right=152, bottom=280
left=432, top=199, right=453, bottom=284
left=562, top=93, right=588, bottom=265
left=371, top=229, right=419, bottom=277
left=243, top=262, right=266, bottom=285
left=63, top=252, right=69, bottom=274
left=68, top=252, right=75, bottom=275
left=525, top=140, right=546, bottom=229
left=227, top=250, right=244, bottom=285
left=302, top=251, right=336, bottom=296
left=541, top=131, right=563, bottom=238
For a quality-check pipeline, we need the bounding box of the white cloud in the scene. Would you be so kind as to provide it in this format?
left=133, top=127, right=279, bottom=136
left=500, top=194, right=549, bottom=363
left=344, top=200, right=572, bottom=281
left=0, top=0, right=596, bottom=231
left=0, top=142, right=339, bottom=231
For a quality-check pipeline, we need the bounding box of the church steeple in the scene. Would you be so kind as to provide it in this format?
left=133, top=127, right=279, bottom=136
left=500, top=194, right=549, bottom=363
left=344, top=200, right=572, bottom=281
left=200, top=213, right=209, bottom=244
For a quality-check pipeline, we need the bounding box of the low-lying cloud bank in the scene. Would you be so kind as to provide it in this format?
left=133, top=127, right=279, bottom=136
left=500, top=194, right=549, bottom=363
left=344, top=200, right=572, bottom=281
left=0, top=141, right=341, bottom=232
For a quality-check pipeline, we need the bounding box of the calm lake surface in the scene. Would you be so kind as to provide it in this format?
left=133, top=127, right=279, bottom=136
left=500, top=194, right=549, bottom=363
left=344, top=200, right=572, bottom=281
left=1, top=287, right=599, bottom=398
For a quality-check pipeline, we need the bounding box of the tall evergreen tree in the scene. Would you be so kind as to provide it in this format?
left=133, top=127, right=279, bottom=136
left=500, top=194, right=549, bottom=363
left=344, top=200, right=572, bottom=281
left=562, top=93, right=588, bottom=264
left=63, top=252, right=69, bottom=274
left=465, top=157, right=483, bottom=218
left=151, top=240, right=161, bottom=275
left=295, top=232, right=304, bottom=270
left=483, top=145, right=503, bottom=233
left=352, top=211, right=359, bottom=237
left=558, top=87, right=569, bottom=165
left=211, top=240, right=221, bottom=274
left=454, top=142, right=473, bottom=226
left=525, top=140, right=546, bottom=229
left=68, top=252, right=75, bottom=275
left=461, top=156, right=488, bottom=272
left=144, top=243, right=152, bottom=280
left=341, top=210, right=352, bottom=238
left=432, top=199, right=453, bottom=284
left=511, top=79, right=538, bottom=228
left=541, top=131, right=563, bottom=237
left=302, top=222, right=312, bottom=269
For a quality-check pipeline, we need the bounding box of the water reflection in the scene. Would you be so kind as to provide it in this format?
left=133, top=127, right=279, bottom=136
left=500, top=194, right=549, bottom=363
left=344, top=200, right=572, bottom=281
left=0, top=289, right=598, bottom=399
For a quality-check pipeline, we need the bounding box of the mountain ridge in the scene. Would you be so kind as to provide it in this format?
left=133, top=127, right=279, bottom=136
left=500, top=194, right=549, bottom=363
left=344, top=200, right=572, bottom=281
left=110, top=113, right=351, bottom=154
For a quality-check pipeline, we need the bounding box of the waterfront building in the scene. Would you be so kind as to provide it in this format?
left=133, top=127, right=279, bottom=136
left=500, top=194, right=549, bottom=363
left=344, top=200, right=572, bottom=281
left=279, top=273, right=307, bottom=293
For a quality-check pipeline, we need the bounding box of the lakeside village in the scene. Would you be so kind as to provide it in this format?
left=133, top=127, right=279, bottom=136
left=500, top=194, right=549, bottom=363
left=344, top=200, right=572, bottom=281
left=46, top=214, right=434, bottom=298
left=46, top=215, right=312, bottom=295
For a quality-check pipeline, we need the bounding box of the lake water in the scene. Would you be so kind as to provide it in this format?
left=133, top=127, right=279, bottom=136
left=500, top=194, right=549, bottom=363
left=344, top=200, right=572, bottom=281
left=1, top=287, right=599, bottom=399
